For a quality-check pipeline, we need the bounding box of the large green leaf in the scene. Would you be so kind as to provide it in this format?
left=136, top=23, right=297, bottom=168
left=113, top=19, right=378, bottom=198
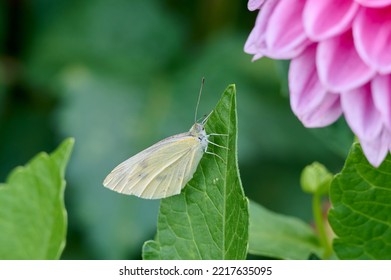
left=329, top=143, right=391, bottom=259
left=248, top=200, right=322, bottom=259
left=0, top=138, right=74, bottom=259
left=143, top=85, right=248, bottom=259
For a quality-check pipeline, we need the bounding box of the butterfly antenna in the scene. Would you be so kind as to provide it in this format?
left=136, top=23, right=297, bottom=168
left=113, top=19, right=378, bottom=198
left=202, top=110, right=213, bottom=125
left=194, top=77, right=205, bottom=123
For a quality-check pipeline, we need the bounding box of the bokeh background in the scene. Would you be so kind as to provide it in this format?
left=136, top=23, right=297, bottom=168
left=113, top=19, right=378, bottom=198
left=0, top=0, right=352, bottom=259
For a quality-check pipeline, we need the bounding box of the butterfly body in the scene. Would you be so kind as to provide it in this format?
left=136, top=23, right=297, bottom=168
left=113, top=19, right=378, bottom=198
left=103, top=122, right=208, bottom=199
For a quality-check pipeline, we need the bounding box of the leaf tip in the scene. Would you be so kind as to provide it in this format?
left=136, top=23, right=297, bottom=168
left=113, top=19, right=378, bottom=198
left=226, top=84, right=236, bottom=95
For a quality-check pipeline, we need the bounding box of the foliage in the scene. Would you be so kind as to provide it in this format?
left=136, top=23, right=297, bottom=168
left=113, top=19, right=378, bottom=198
left=143, top=85, right=248, bottom=259
left=0, top=138, right=74, bottom=259
left=329, top=143, right=391, bottom=259
left=248, top=200, right=322, bottom=260
left=2, top=0, right=387, bottom=260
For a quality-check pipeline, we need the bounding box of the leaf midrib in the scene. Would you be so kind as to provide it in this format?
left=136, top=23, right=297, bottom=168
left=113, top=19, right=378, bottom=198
left=222, top=89, right=234, bottom=259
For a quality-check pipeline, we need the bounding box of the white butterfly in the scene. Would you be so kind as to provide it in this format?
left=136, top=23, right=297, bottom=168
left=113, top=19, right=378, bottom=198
left=103, top=80, right=225, bottom=199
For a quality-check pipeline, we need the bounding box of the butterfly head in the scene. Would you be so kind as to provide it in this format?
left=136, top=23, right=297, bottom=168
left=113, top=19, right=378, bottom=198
left=189, top=123, right=208, bottom=150
left=189, top=123, right=207, bottom=137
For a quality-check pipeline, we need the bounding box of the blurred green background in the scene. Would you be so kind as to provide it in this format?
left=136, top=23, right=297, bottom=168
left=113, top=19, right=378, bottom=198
left=0, top=0, right=351, bottom=259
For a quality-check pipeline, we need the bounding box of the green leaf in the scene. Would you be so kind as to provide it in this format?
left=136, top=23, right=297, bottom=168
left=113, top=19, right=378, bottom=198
left=248, top=200, right=323, bottom=260
left=142, top=85, right=248, bottom=259
left=0, top=138, right=74, bottom=259
left=329, top=142, right=391, bottom=259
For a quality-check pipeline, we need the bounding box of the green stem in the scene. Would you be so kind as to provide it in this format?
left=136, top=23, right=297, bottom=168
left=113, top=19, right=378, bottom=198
left=312, top=194, right=332, bottom=259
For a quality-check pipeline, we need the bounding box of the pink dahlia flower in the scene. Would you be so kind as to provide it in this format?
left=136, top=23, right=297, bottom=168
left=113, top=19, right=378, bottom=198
left=245, top=0, right=391, bottom=167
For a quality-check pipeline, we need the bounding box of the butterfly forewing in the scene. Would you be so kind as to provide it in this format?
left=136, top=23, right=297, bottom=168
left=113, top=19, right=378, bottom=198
left=103, top=132, right=205, bottom=199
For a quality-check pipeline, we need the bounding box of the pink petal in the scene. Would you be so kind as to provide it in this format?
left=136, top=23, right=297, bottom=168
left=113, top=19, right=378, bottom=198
left=289, top=44, right=328, bottom=115
left=244, top=0, right=280, bottom=59
left=244, top=13, right=266, bottom=58
left=372, top=74, right=391, bottom=130
left=353, top=6, right=391, bottom=74
left=303, top=0, right=359, bottom=40
left=289, top=45, right=342, bottom=127
left=296, top=93, right=342, bottom=128
left=354, top=0, right=391, bottom=7
left=248, top=0, right=265, bottom=11
left=265, top=0, right=311, bottom=59
left=341, top=83, right=383, bottom=141
left=360, top=129, right=390, bottom=167
left=317, top=31, right=376, bottom=92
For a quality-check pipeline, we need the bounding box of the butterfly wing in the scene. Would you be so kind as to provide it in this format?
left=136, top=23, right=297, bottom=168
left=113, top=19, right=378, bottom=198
left=103, top=133, right=205, bottom=199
